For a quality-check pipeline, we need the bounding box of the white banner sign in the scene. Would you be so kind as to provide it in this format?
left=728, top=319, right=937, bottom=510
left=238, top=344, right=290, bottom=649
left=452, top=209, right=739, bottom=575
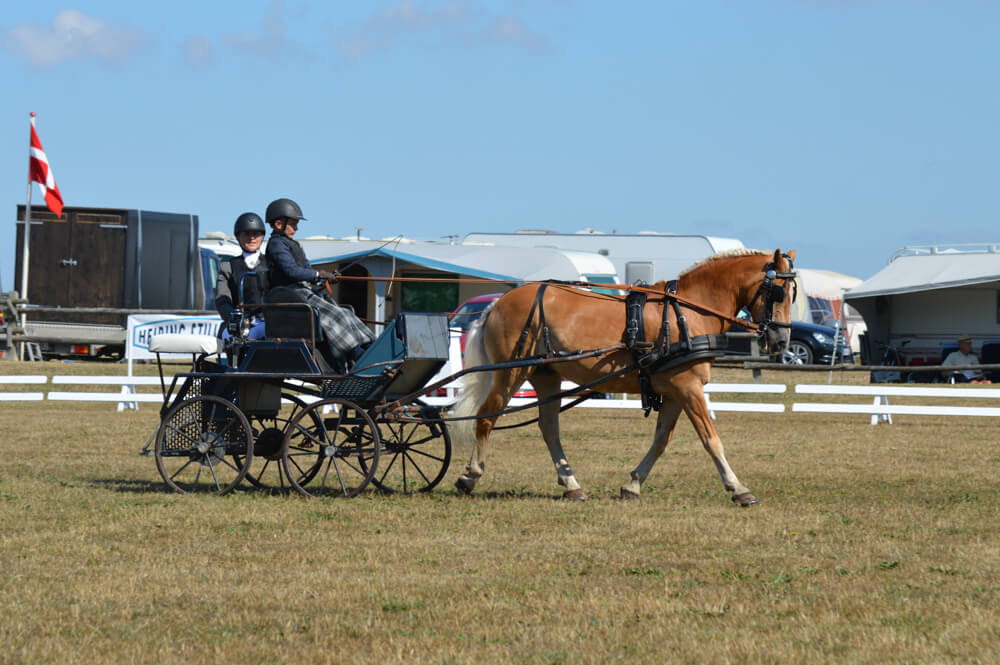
left=125, top=314, right=222, bottom=361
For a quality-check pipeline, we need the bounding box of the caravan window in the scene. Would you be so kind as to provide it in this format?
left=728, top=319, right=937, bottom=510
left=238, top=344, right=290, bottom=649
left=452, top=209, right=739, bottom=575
left=807, top=296, right=835, bottom=325
left=401, top=272, right=459, bottom=313
left=582, top=274, right=620, bottom=295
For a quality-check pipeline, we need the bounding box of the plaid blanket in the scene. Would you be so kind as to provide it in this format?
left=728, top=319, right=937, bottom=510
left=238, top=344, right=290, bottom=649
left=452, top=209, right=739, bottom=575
left=285, top=284, right=375, bottom=359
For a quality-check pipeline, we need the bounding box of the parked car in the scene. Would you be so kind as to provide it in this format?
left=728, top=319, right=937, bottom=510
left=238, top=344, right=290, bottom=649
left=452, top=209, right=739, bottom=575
left=449, top=293, right=504, bottom=353
left=727, top=320, right=854, bottom=365
left=448, top=293, right=611, bottom=398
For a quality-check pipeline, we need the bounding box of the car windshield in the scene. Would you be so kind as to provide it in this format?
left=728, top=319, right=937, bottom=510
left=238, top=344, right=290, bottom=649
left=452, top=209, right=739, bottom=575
left=449, top=300, right=493, bottom=331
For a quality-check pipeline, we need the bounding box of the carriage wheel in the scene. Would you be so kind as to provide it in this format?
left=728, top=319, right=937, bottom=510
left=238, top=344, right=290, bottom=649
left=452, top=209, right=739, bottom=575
left=281, top=398, right=380, bottom=498
left=154, top=395, right=253, bottom=495
left=237, top=393, right=323, bottom=492
left=368, top=416, right=451, bottom=494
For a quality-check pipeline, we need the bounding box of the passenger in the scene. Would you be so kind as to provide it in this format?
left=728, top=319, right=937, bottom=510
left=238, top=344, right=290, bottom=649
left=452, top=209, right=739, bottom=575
left=264, top=197, right=375, bottom=368
left=216, top=212, right=270, bottom=340
left=941, top=334, right=991, bottom=384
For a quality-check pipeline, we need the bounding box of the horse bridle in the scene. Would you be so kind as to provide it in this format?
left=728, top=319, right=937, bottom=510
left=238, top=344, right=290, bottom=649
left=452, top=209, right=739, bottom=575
left=741, top=254, right=796, bottom=340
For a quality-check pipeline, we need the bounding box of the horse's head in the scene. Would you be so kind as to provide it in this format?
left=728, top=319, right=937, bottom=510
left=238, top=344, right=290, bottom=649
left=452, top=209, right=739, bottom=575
left=742, top=249, right=796, bottom=356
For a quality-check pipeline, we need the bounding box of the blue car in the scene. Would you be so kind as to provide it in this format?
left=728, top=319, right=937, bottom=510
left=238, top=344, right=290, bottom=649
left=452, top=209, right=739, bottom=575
left=782, top=320, right=854, bottom=365
left=726, top=320, right=853, bottom=365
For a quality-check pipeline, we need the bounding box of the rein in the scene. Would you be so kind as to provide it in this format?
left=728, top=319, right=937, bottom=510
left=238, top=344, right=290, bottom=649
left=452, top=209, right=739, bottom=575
left=334, top=274, right=762, bottom=332
left=369, top=254, right=795, bottom=424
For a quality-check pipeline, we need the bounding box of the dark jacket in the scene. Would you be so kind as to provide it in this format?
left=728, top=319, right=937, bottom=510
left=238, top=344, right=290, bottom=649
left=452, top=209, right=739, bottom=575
left=265, top=233, right=318, bottom=288
left=215, top=254, right=271, bottom=322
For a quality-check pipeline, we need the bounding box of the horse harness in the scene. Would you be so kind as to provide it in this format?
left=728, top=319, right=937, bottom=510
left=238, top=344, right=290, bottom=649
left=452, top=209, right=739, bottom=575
left=624, top=254, right=796, bottom=414
left=622, top=281, right=730, bottom=415
left=508, top=256, right=796, bottom=417
left=741, top=253, right=797, bottom=337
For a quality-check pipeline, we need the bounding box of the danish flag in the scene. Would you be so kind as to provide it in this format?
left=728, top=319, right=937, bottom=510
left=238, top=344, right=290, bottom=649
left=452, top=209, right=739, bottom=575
left=29, top=113, right=64, bottom=217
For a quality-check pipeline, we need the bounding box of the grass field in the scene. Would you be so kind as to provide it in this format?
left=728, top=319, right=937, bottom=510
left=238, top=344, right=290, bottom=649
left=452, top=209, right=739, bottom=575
left=1, top=359, right=999, bottom=664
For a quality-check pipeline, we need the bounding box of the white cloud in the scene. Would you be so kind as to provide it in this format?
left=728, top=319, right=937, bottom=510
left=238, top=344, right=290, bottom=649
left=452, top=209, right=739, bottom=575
left=184, top=35, right=213, bottom=68
left=335, top=0, right=549, bottom=60
left=4, top=9, right=147, bottom=67
left=478, top=14, right=546, bottom=53
left=221, top=0, right=309, bottom=59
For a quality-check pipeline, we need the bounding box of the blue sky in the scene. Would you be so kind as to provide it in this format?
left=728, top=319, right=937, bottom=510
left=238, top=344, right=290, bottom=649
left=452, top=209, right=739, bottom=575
left=2, top=1, right=999, bottom=293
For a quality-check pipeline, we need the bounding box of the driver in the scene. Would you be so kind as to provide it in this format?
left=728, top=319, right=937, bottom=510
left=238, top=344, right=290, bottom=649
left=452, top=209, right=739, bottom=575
left=215, top=212, right=270, bottom=340
left=264, top=197, right=375, bottom=367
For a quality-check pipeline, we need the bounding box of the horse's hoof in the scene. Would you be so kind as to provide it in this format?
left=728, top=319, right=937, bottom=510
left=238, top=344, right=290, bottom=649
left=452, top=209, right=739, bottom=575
left=620, top=488, right=640, bottom=501
left=455, top=476, right=476, bottom=495
left=731, top=491, right=759, bottom=507
left=562, top=488, right=587, bottom=501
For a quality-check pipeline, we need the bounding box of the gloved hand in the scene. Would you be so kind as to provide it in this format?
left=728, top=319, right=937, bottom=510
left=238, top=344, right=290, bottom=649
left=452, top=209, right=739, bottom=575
left=226, top=310, right=243, bottom=336
left=316, top=270, right=339, bottom=282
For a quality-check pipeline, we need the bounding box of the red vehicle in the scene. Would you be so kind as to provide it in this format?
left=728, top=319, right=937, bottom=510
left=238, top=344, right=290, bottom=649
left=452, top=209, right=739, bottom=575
left=448, top=293, right=504, bottom=354
left=448, top=293, right=608, bottom=400
left=448, top=293, right=537, bottom=397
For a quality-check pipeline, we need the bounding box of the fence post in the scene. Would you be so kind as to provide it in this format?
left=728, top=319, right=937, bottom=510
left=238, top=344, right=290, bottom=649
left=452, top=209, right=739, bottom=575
left=750, top=341, right=762, bottom=383
left=870, top=394, right=892, bottom=425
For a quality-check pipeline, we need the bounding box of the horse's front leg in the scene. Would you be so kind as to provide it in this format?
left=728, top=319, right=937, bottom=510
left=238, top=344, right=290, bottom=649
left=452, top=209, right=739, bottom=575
left=620, top=399, right=683, bottom=500
left=530, top=371, right=586, bottom=500
left=682, top=389, right=758, bottom=507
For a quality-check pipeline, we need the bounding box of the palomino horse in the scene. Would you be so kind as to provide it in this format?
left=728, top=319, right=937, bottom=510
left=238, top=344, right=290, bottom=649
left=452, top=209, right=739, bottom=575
left=452, top=248, right=796, bottom=506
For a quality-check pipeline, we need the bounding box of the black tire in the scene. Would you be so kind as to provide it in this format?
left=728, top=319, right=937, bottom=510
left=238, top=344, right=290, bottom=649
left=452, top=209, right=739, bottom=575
left=154, top=395, right=253, bottom=495
left=281, top=398, right=380, bottom=498
left=238, top=393, right=323, bottom=492
left=781, top=340, right=813, bottom=365
left=368, top=416, right=452, bottom=494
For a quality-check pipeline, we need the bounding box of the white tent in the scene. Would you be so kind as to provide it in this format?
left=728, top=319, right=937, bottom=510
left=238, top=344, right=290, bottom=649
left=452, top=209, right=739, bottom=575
left=797, top=268, right=862, bottom=301
left=791, top=268, right=866, bottom=352
left=845, top=245, right=1000, bottom=364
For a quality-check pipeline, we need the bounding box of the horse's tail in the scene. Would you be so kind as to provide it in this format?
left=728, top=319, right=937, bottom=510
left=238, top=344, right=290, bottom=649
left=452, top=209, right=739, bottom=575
left=452, top=300, right=498, bottom=442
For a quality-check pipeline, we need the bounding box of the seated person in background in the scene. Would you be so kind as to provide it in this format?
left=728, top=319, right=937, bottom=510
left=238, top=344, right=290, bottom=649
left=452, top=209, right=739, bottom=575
left=215, top=212, right=270, bottom=340
left=941, top=334, right=991, bottom=384
left=264, top=197, right=375, bottom=369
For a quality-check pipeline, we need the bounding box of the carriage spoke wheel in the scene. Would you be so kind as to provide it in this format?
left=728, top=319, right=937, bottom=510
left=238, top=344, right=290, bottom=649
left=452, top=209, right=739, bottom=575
left=154, top=395, right=253, bottom=495
left=281, top=398, right=380, bottom=498
left=368, top=416, right=451, bottom=494
left=237, top=394, right=322, bottom=493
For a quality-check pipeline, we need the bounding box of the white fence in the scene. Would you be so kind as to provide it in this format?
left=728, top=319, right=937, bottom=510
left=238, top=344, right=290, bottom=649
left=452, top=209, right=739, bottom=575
left=792, top=383, right=1000, bottom=424
left=5, top=376, right=1000, bottom=425
left=2, top=374, right=782, bottom=417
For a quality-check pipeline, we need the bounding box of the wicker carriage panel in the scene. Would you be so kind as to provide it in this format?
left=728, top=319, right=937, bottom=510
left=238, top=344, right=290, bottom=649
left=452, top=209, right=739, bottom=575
left=160, top=397, right=252, bottom=455
left=321, top=375, right=385, bottom=401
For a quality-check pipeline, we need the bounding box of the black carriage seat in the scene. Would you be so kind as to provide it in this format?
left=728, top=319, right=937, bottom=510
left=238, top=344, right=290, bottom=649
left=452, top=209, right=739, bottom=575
left=235, top=286, right=339, bottom=374
left=262, top=287, right=320, bottom=342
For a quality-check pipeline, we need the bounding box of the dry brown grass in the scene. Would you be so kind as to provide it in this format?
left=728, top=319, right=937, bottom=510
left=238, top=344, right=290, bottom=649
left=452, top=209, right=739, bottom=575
left=1, top=359, right=999, bottom=664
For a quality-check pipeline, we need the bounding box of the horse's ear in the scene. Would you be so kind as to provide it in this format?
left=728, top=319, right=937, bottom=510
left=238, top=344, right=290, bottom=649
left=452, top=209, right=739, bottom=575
left=772, top=249, right=782, bottom=264
left=787, top=250, right=796, bottom=261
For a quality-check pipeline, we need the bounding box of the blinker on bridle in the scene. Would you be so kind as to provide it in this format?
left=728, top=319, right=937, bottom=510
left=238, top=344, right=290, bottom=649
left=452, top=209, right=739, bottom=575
left=739, top=254, right=796, bottom=338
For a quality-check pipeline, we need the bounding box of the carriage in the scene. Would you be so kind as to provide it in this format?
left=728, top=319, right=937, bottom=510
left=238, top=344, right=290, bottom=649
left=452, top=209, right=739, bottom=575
left=147, top=248, right=797, bottom=506
left=148, top=298, right=455, bottom=497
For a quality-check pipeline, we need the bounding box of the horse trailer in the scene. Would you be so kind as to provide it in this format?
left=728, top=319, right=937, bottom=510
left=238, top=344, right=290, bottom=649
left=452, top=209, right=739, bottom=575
left=12, top=205, right=219, bottom=359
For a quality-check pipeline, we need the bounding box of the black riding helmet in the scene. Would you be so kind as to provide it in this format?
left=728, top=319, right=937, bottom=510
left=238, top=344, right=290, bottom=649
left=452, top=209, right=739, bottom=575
left=265, top=198, right=306, bottom=225
left=233, top=212, right=266, bottom=235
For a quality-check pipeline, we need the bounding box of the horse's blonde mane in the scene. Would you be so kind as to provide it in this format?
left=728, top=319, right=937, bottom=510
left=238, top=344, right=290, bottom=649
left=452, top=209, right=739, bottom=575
left=679, top=248, right=770, bottom=277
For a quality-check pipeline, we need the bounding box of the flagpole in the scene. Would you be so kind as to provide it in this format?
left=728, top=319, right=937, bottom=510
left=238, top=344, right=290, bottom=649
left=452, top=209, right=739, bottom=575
left=19, top=113, right=36, bottom=361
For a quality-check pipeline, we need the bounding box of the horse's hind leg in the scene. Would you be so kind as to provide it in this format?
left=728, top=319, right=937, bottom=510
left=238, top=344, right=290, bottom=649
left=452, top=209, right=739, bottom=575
left=455, top=369, right=525, bottom=494
left=529, top=370, right=586, bottom=499
left=682, top=390, right=758, bottom=506
left=620, top=399, right=683, bottom=500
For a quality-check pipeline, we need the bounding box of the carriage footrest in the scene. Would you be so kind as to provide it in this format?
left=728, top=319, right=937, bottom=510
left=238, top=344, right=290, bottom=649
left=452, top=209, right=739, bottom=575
left=321, top=375, right=387, bottom=401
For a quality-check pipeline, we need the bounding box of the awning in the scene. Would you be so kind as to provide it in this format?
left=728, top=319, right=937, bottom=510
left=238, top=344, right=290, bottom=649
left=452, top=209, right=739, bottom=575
left=845, top=251, right=1000, bottom=300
